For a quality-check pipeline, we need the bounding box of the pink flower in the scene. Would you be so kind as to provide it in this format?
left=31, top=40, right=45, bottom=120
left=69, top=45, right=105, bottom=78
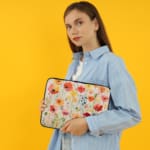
left=101, top=95, right=109, bottom=102
left=62, top=110, right=69, bottom=116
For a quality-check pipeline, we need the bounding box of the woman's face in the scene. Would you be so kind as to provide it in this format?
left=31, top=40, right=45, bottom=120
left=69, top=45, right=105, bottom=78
left=64, top=9, right=99, bottom=49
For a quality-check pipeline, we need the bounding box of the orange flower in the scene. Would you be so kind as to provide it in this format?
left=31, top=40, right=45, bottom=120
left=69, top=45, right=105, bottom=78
left=56, top=98, right=64, bottom=106
left=48, top=84, right=59, bottom=94
left=88, top=96, right=95, bottom=102
left=99, top=86, right=106, bottom=93
left=72, top=97, right=77, bottom=103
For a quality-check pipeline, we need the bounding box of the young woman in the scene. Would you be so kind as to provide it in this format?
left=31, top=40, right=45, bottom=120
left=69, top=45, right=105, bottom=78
left=40, top=1, right=141, bottom=150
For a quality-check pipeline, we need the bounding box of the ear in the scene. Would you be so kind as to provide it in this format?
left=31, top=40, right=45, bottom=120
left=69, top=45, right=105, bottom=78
left=93, top=18, right=99, bottom=31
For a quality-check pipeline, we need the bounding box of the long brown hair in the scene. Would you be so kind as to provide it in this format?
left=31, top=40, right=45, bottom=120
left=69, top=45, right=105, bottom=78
left=64, top=1, right=113, bottom=53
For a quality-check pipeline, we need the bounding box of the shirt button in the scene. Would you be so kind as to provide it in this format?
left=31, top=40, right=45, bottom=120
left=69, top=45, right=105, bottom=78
left=99, top=130, right=104, bottom=136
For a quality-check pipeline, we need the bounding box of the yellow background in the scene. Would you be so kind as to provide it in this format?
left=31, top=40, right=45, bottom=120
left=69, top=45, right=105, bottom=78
left=0, top=0, right=149, bottom=149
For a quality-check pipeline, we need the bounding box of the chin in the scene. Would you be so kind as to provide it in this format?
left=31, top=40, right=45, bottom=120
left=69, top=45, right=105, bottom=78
left=72, top=42, right=82, bottom=47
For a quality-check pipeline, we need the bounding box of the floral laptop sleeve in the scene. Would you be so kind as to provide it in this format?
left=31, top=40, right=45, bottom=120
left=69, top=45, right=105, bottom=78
left=40, top=78, right=110, bottom=129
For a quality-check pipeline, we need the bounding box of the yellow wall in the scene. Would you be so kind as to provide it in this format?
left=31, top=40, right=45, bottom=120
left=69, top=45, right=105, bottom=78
left=0, top=0, right=149, bottom=149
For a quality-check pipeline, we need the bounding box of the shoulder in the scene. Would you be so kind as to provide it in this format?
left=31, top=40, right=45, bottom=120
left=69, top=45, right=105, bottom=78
left=102, top=52, right=125, bottom=68
left=105, top=52, right=133, bottom=81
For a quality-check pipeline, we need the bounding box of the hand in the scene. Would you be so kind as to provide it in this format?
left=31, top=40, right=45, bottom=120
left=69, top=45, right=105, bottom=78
left=40, top=99, right=47, bottom=112
left=60, top=118, right=89, bottom=136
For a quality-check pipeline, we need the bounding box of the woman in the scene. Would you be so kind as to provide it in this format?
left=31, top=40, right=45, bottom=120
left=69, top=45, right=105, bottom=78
left=40, top=1, right=141, bottom=150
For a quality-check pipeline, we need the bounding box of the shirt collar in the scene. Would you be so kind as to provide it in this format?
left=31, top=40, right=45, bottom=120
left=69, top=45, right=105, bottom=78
left=72, top=45, right=110, bottom=60
left=72, top=51, right=83, bottom=60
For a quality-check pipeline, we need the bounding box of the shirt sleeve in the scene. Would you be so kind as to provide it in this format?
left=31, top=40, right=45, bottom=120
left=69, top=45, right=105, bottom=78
left=85, top=56, right=141, bottom=136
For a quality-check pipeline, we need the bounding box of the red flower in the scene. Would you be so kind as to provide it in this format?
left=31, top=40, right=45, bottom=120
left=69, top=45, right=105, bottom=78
left=50, top=105, right=56, bottom=113
left=83, top=112, right=91, bottom=117
left=77, top=86, right=85, bottom=93
left=101, top=95, right=109, bottom=102
left=64, top=82, right=73, bottom=91
left=94, top=104, right=103, bottom=112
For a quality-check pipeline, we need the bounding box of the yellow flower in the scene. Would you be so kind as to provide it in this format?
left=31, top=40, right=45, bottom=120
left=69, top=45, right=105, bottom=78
left=85, top=84, right=93, bottom=90
left=54, top=79, right=62, bottom=85
left=66, top=94, right=73, bottom=101
left=70, top=90, right=77, bottom=97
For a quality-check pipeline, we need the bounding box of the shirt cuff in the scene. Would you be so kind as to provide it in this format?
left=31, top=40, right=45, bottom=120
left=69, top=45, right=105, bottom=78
left=85, top=116, right=104, bottom=136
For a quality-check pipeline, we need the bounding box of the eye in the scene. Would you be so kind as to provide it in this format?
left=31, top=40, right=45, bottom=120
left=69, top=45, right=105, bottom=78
left=66, top=25, right=72, bottom=30
left=77, top=21, right=83, bottom=26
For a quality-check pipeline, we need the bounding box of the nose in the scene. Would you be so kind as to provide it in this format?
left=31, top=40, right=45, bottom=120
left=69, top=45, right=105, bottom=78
left=70, top=26, right=78, bottom=35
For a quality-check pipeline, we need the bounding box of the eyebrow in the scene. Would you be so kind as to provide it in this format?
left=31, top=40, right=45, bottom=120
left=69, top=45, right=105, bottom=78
left=65, top=17, right=83, bottom=26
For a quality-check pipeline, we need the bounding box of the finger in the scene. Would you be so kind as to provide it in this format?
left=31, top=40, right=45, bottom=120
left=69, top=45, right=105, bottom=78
left=40, top=108, right=44, bottom=112
left=61, top=122, right=70, bottom=131
left=40, top=105, right=46, bottom=109
left=40, top=104, right=46, bottom=109
left=41, top=100, right=45, bottom=105
left=65, top=125, right=71, bottom=133
left=40, top=104, right=47, bottom=111
left=61, top=121, right=71, bottom=132
left=40, top=106, right=45, bottom=111
left=61, top=125, right=71, bottom=133
left=42, top=103, right=47, bottom=107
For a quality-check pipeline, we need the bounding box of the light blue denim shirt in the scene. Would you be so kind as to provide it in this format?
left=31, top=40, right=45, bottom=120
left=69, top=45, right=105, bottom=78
left=48, top=45, right=141, bottom=150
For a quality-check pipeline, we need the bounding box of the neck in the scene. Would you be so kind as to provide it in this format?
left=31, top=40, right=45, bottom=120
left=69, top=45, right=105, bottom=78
left=82, top=38, right=100, bottom=52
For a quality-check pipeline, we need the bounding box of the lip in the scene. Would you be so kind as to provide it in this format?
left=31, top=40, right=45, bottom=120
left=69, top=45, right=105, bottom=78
left=72, top=37, right=81, bottom=41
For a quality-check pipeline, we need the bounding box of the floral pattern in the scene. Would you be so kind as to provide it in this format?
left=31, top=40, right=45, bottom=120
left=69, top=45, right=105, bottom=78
left=41, top=78, right=110, bottom=129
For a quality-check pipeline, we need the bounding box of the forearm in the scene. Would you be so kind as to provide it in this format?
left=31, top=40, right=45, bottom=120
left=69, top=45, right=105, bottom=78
left=85, top=106, right=141, bottom=136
